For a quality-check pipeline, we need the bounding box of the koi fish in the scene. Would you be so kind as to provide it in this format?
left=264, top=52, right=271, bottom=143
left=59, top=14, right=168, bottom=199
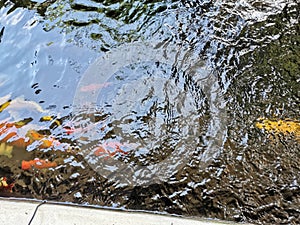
left=26, top=129, right=61, bottom=148
left=94, top=142, right=136, bottom=158
left=21, top=158, right=57, bottom=170
left=0, top=121, right=25, bottom=129
left=0, top=99, right=11, bottom=113
left=0, top=95, right=46, bottom=113
left=62, top=121, right=107, bottom=135
left=80, top=82, right=112, bottom=92
left=0, top=122, right=62, bottom=150
left=0, top=122, right=30, bottom=148
left=256, top=118, right=300, bottom=139
left=0, top=142, right=13, bottom=158
left=63, top=126, right=80, bottom=135
left=0, top=95, right=47, bottom=122
left=0, top=177, right=14, bottom=192
left=40, top=115, right=61, bottom=127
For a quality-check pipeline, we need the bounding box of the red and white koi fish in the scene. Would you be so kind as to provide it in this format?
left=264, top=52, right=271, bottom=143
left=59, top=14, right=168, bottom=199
left=93, top=141, right=137, bottom=158
left=80, top=82, right=112, bottom=92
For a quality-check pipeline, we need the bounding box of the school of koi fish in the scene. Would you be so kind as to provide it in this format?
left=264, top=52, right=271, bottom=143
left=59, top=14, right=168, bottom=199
left=0, top=96, right=299, bottom=193
left=0, top=96, right=133, bottom=192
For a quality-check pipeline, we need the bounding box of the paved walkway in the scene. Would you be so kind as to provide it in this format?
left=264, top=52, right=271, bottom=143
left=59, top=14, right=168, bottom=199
left=0, top=198, right=251, bottom=225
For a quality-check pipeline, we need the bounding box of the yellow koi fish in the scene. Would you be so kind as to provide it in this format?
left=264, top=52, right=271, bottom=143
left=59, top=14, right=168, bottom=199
left=256, top=118, right=300, bottom=139
left=0, top=100, right=11, bottom=113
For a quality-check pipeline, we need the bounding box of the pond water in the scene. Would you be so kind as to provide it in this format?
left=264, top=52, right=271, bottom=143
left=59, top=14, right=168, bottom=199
left=0, top=0, right=299, bottom=224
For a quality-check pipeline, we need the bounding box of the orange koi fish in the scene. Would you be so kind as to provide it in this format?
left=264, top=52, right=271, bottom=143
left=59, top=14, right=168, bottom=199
left=21, top=158, right=58, bottom=170
left=26, top=130, right=61, bottom=148
left=0, top=122, right=29, bottom=148
left=0, top=122, right=62, bottom=149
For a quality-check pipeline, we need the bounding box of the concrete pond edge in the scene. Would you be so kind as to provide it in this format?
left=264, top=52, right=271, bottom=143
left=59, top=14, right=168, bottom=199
left=0, top=197, right=253, bottom=225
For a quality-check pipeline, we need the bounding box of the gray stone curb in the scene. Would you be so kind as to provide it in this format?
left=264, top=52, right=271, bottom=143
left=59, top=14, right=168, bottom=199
left=0, top=198, right=252, bottom=225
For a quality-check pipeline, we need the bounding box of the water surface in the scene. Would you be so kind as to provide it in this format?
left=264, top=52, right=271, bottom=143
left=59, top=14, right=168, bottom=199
left=0, top=0, right=299, bottom=224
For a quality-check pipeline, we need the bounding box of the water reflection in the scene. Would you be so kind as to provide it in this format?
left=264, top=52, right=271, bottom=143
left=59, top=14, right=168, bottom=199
left=0, top=0, right=299, bottom=224
left=72, top=41, right=227, bottom=186
left=0, top=1, right=98, bottom=113
left=42, top=0, right=172, bottom=50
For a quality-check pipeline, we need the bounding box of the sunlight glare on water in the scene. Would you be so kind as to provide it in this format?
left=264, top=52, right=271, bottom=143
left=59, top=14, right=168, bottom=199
left=72, top=41, right=227, bottom=186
